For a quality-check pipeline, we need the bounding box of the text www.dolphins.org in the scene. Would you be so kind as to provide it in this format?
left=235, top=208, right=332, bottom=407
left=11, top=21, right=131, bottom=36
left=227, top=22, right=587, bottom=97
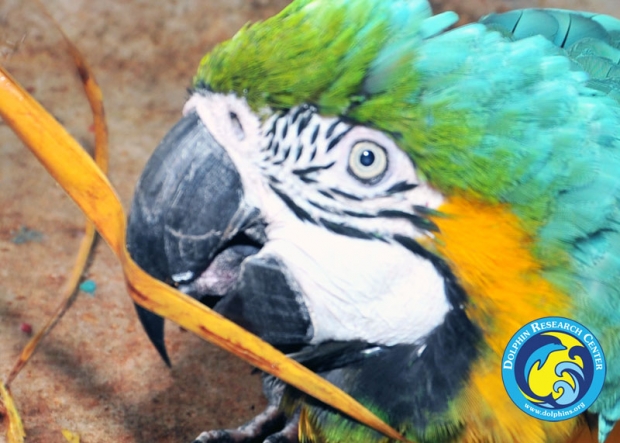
left=524, top=402, right=586, bottom=419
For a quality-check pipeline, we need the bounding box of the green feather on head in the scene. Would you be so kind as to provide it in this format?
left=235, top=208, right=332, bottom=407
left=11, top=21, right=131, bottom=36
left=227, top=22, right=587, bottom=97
left=194, top=0, right=454, bottom=118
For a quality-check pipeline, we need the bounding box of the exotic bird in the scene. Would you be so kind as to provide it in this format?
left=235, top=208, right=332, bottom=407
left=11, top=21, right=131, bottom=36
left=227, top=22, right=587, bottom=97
left=126, top=1, right=620, bottom=442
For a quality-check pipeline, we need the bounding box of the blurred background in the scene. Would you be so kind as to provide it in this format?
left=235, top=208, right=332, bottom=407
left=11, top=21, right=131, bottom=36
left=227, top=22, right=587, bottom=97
left=1, top=1, right=618, bottom=441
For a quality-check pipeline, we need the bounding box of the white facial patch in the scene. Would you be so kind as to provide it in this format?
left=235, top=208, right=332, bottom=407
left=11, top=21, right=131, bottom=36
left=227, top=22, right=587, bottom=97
left=261, top=222, right=451, bottom=345
left=185, top=92, right=452, bottom=346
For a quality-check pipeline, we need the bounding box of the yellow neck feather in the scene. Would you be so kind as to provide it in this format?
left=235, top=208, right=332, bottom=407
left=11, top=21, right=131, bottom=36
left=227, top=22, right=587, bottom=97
left=428, top=197, right=579, bottom=442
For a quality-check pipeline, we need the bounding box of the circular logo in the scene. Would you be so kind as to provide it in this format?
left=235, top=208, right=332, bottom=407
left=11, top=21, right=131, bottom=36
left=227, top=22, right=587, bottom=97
left=502, top=317, right=606, bottom=421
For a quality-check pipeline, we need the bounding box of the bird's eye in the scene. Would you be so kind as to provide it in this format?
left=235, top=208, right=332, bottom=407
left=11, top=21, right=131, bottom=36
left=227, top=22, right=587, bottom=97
left=348, top=141, right=388, bottom=182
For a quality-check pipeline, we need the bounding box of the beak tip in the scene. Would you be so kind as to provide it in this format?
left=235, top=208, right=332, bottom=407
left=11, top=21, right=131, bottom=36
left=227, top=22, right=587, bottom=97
left=135, top=304, right=172, bottom=367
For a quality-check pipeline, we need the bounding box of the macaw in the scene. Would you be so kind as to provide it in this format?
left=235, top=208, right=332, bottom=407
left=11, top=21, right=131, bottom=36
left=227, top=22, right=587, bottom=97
left=125, top=1, right=620, bottom=442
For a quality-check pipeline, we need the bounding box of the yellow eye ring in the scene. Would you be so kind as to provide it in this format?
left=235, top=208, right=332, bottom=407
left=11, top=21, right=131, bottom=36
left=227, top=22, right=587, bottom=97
left=348, top=141, right=388, bottom=182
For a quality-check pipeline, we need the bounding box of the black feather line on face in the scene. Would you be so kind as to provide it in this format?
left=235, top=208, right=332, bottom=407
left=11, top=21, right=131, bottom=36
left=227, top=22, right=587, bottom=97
left=310, top=145, right=318, bottom=161
left=293, top=161, right=336, bottom=176
left=294, top=144, right=303, bottom=162
left=266, top=117, right=278, bottom=138
left=310, top=125, right=320, bottom=144
left=300, top=176, right=318, bottom=184
left=329, top=188, right=363, bottom=201
left=281, top=120, right=289, bottom=139
left=413, top=205, right=444, bottom=217
left=273, top=146, right=291, bottom=166
left=298, top=113, right=313, bottom=135
left=308, top=200, right=329, bottom=212
left=290, top=105, right=307, bottom=123
left=272, top=141, right=280, bottom=157
left=385, top=181, right=418, bottom=195
left=318, top=218, right=378, bottom=241
left=342, top=210, right=374, bottom=219
left=378, top=209, right=439, bottom=232
left=270, top=184, right=315, bottom=224
left=318, top=190, right=335, bottom=200
left=325, top=118, right=343, bottom=139
left=326, top=127, right=353, bottom=152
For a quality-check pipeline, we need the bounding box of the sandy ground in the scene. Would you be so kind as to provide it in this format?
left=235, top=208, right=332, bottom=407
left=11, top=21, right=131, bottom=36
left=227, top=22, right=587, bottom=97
left=1, top=1, right=619, bottom=442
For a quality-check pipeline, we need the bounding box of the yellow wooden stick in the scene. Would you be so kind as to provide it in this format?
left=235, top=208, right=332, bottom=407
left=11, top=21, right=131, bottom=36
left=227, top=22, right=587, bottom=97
left=5, top=6, right=109, bottom=386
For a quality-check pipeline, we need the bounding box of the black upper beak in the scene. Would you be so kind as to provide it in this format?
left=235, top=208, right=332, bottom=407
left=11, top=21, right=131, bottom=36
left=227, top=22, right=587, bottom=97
left=127, top=111, right=259, bottom=364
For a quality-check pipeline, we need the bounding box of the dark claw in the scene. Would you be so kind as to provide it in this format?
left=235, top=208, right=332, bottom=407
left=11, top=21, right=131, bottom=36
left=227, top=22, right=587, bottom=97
left=191, top=406, right=287, bottom=443
left=191, top=410, right=298, bottom=443
left=192, top=429, right=239, bottom=443
left=263, top=415, right=299, bottom=443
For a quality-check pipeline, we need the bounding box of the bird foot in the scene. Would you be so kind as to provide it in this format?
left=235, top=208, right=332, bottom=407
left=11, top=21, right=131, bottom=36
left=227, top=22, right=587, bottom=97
left=191, top=405, right=299, bottom=443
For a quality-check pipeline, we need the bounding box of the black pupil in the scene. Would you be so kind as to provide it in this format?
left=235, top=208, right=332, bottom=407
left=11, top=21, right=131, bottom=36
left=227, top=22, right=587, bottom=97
left=360, top=150, right=375, bottom=167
